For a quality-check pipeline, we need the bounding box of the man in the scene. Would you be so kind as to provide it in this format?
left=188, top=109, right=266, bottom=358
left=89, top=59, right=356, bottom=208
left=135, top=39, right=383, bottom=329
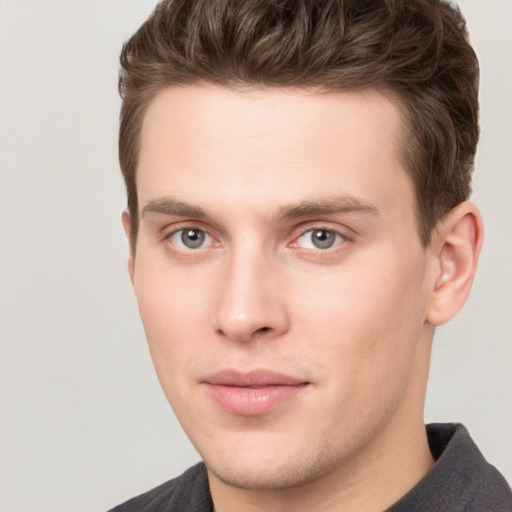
left=110, top=0, right=512, bottom=510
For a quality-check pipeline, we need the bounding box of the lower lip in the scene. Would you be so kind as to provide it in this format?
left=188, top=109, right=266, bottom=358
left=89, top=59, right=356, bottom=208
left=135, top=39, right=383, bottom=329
left=205, top=383, right=309, bottom=416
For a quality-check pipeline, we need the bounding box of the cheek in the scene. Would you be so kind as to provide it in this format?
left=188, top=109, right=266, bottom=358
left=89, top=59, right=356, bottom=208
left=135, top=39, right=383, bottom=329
left=295, top=262, right=428, bottom=438
left=293, top=248, right=429, bottom=378
left=133, top=258, right=210, bottom=381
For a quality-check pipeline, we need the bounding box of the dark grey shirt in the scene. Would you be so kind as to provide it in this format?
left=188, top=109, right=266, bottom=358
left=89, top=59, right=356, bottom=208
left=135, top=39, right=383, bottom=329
left=109, top=423, right=512, bottom=511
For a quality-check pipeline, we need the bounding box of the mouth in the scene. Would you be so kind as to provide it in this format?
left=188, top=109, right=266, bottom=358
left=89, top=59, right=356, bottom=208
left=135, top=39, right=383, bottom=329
left=202, top=369, right=310, bottom=416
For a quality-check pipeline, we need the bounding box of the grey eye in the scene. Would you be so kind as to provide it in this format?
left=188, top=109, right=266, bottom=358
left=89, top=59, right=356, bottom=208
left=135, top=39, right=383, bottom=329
left=181, top=229, right=205, bottom=248
left=297, top=229, right=343, bottom=250
left=169, top=228, right=212, bottom=250
left=311, top=230, right=336, bottom=249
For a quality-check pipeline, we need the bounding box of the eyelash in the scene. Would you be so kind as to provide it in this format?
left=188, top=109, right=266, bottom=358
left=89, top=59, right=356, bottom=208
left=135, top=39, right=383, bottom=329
left=291, top=227, right=347, bottom=251
left=165, top=226, right=216, bottom=251
left=163, top=224, right=350, bottom=253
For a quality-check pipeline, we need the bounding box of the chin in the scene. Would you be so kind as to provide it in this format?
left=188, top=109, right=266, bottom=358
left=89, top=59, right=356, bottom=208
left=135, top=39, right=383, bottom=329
left=207, top=463, right=318, bottom=491
left=203, top=441, right=335, bottom=491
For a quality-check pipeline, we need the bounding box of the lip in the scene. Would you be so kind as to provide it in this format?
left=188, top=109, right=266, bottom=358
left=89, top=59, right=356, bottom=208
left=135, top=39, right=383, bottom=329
left=202, top=369, right=310, bottom=416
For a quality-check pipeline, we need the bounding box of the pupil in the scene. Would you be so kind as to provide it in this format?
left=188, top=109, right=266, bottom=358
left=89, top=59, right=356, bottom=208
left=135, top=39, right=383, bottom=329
left=313, top=230, right=334, bottom=249
left=182, top=229, right=204, bottom=248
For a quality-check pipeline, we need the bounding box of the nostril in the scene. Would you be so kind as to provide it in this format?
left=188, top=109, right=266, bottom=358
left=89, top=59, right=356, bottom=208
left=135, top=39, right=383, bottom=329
left=256, top=326, right=270, bottom=334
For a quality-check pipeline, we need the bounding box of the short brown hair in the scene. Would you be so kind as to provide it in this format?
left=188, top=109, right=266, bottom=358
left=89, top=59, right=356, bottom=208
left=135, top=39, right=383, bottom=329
left=119, top=0, right=479, bottom=248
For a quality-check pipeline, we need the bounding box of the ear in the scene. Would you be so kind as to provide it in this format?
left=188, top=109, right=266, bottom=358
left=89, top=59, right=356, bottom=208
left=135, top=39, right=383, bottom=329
left=426, top=201, right=483, bottom=326
left=121, top=210, right=135, bottom=285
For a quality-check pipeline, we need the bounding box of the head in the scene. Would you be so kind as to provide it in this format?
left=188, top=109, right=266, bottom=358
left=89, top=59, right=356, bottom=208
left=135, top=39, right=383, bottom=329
left=118, top=0, right=482, bottom=505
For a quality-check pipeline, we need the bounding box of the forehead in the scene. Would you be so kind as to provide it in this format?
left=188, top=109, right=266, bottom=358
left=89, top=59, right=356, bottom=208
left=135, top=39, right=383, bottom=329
left=137, top=84, right=412, bottom=221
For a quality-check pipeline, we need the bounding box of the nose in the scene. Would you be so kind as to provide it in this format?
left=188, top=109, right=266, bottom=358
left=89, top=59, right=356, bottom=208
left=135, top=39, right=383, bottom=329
left=212, top=250, right=290, bottom=343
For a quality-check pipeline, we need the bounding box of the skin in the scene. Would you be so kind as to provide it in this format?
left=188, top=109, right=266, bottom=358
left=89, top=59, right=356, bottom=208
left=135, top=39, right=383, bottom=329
left=123, top=84, right=482, bottom=511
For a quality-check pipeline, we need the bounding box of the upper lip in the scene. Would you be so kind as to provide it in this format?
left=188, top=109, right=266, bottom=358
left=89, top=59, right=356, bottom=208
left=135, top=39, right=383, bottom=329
left=203, top=369, right=308, bottom=387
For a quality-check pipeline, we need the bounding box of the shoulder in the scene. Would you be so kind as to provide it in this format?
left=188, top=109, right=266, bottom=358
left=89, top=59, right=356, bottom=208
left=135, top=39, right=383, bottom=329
left=389, top=423, right=512, bottom=512
left=430, top=423, right=512, bottom=510
left=107, top=462, right=212, bottom=512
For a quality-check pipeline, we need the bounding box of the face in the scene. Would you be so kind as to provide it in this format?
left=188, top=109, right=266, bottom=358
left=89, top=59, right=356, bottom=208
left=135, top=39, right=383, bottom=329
left=129, top=85, right=436, bottom=491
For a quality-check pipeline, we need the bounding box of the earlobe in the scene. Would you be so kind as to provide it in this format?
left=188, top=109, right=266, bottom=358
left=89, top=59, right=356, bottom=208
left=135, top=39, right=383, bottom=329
left=121, top=210, right=135, bottom=284
left=426, top=201, right=483, bottom=326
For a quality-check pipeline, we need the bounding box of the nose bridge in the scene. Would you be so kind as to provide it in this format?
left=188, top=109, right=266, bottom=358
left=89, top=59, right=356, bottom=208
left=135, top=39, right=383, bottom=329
left=213, top=243, right=288, bottom=342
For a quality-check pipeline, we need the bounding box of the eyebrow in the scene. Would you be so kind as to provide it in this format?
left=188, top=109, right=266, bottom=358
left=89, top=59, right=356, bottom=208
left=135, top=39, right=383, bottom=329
left=271, top=195, right=379, bottom=222
left=140, top=194, right=379, bottom=222
left=141, top=198, right=207, bottom=219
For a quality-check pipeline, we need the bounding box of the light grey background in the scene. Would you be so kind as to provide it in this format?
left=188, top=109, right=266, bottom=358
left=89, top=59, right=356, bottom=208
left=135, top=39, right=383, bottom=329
left=0, top=1, right=510, bottom=511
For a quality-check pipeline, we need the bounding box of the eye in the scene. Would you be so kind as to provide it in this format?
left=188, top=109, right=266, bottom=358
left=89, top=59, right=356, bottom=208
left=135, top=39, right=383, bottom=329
left=168, top=228, right=213, bottom=250
left=296, top=229, right=344, bottom=250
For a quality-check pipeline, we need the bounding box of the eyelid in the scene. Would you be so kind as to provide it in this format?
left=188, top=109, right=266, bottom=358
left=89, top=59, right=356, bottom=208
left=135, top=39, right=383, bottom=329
left=170, top=229, right=213, bottom=250
left=289, top=223, right=353, bottom=248
left=293, top=230, right=344, bottom=252
left=163, top=223, right=219, bottom=251
left=160, top=220, right=351, bottom=253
